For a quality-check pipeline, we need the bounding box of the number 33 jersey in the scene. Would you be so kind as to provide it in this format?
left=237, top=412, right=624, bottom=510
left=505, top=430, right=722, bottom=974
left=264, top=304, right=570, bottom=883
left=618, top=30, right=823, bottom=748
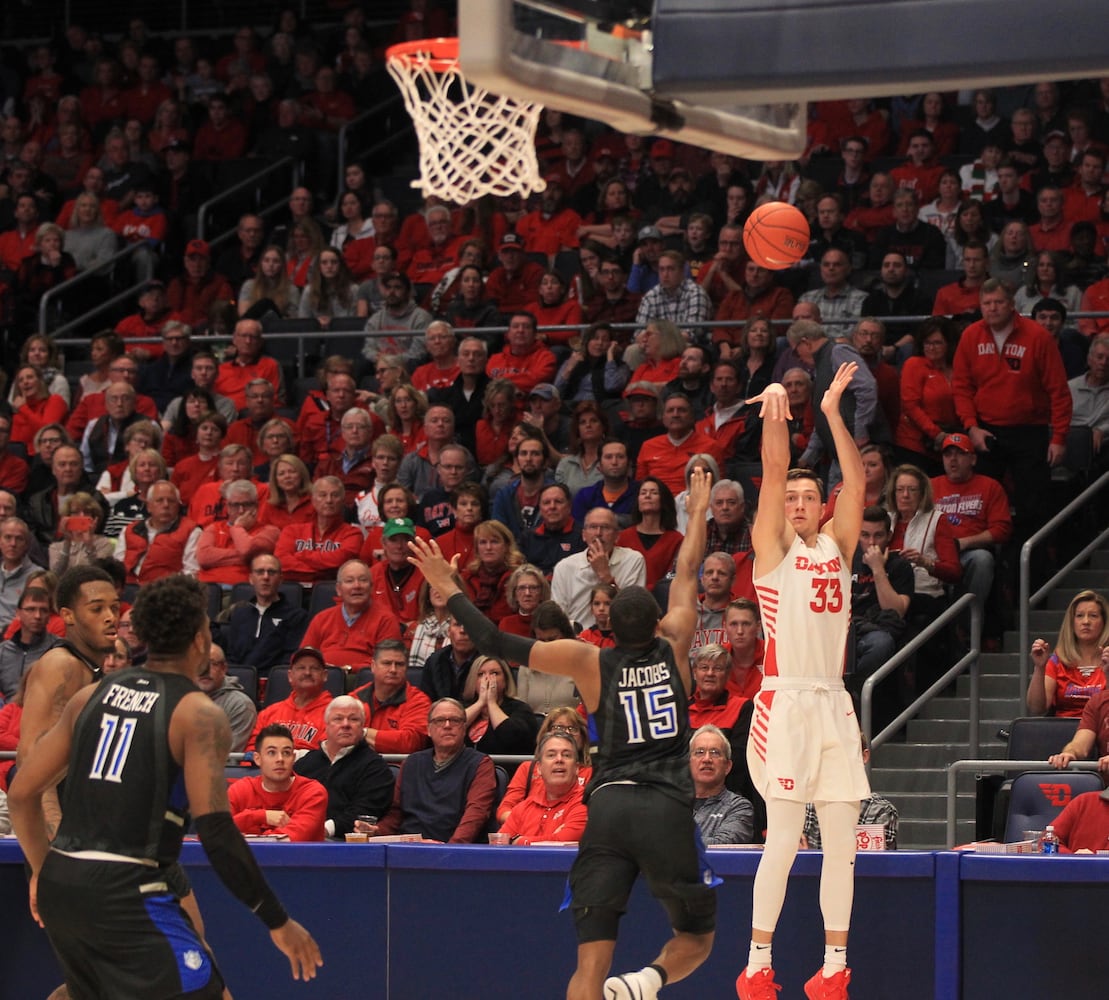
left=590, top=638, right=693, bottom=804
left=54, top=669, right=198, bottom=865
left=755, top=532, right=851, bottom=680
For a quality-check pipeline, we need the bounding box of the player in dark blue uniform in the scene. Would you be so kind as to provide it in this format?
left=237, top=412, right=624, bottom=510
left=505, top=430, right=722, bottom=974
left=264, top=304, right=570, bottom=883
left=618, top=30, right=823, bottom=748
left=409, top=468, right=715, bottom=1000
left=10, top=575, right=322, bottom=998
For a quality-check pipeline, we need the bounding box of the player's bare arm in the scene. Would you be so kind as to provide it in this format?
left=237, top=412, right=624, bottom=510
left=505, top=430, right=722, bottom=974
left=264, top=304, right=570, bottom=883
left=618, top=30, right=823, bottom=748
left=408, top=536, right=604, bottom=709
left=9, top=685, right=96, bottom=924
left=179, top=695, right=323, bottom=981
left=747, top=381, right=794, bottom=568
left=659, top=467, right=712, bottom=694
left=821, top=361, right=865, bottom=557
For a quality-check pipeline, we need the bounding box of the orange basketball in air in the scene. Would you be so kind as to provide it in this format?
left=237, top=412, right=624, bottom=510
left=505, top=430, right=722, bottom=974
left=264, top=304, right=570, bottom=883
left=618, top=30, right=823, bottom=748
left=743, top=202, right=811, bottom=270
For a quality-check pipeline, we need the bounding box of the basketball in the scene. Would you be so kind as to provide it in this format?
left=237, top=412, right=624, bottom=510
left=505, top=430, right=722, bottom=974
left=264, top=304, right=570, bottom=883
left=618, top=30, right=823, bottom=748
left=743, top=202, right=811, bottom=270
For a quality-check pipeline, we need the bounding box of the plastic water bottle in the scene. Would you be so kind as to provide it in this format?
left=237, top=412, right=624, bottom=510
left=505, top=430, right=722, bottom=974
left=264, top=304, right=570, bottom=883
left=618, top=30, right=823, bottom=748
left=1041, top=826, right=1059, bottom=854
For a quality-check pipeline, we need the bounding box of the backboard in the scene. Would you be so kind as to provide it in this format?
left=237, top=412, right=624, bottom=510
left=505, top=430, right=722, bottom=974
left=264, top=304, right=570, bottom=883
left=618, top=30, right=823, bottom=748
left=458, top=0, right=808, bottom=160
left=460, top=0, right=1109, bottom=159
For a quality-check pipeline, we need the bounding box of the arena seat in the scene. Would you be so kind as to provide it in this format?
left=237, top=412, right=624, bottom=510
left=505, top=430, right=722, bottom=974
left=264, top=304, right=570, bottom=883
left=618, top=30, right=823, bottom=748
left=1003, top=770, right=1103, bottom=843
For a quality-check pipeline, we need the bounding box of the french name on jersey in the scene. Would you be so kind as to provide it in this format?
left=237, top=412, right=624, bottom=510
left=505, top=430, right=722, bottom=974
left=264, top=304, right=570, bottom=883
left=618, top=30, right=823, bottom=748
left=793, top=554, right=841, bottom=574
left=101, top=684, right=161, bottom=714
left=619, top=661, right=670, bottom=688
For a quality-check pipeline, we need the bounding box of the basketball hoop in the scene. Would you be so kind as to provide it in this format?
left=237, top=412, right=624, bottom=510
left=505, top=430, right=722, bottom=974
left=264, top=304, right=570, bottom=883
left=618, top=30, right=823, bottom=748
left=386, top=37, right=547, bottom=203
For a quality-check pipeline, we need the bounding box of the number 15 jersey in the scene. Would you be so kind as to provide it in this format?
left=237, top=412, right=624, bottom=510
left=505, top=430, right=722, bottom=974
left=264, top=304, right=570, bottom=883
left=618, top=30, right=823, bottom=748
left=589, top=638, right=692, bottom=805
left=755, top=532, right=850, bottom=680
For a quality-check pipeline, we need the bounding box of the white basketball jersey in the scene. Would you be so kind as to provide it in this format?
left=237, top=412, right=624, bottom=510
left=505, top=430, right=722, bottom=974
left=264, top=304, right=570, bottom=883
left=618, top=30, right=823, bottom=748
left=754, top=532, right=851, bottom=680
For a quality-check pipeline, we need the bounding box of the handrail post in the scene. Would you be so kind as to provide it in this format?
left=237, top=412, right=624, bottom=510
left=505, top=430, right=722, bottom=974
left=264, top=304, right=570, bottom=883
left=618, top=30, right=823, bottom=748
left=197, top=156, right=294, bottom=242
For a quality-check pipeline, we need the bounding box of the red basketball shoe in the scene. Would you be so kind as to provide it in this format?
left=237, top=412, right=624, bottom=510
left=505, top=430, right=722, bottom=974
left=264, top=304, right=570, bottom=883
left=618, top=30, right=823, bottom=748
left=804, top=967, right=851, bottom=1000
left=736, top=967, right=781, bottom=999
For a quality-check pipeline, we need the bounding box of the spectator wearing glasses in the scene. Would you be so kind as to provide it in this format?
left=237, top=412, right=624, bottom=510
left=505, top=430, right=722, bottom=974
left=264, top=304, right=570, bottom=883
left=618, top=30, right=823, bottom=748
left=135, top=320, right=195, bottom=413
left=498, top=731, right=589, bottom=845
left=65, top=353, right=158, bottom=444
left=368, top=697, right=497, bottom=843
left=197, top=479, right=279, bottom=586
left=215, top=318, right=286, bottom=411
left=550, top=507, right=646, bottom=628
left=690, top=724, right=755, bottom=845
left=497, top=707, right=593, bottom=824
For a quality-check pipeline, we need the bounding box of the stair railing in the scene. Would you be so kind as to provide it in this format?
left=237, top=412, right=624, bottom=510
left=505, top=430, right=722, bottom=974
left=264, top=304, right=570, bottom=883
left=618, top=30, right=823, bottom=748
left=861, top=593, right=980, bottom=763
left=1018, top=471, right=1109, bottom=706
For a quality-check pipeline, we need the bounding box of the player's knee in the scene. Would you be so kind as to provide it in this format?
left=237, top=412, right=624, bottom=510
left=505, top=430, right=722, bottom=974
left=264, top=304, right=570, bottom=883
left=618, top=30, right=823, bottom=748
left=574, top=905, right=622, bottom=942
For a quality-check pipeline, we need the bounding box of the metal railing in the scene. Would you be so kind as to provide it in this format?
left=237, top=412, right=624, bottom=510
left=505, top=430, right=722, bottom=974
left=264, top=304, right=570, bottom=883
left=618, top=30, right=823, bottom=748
left=38, top=241, right=150, bottom=339
left=862, top=593, right=980, bottom=760
left=196, top=156, right=302, bottom=243
left=944, top=758, right=1099, bottom=848
left=1017, top=470, right=1109, bottom=703
left=336, top=94, right=410, bottom=195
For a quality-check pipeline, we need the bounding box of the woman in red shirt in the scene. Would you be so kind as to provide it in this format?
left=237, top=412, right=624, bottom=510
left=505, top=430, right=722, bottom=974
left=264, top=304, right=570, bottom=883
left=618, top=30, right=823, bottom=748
left=10, top=365, right=68, bottom=454
left=1027, top=590, right=1109, bottom=718
left=475, top=379, right=519, bottom=467
left=461, top=519, right=524, bottom=623
left=617, top=476, right=684, bottom=590
left=895, top=318, right=958, bottom=474
left=385, top=384, right=428, bottom=455
left=629, top=319, right=684, bottom=387
left=525, top=270, right=582, bottom=347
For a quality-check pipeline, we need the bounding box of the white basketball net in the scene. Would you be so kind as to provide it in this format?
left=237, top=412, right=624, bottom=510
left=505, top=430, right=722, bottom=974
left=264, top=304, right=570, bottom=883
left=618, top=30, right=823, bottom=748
left=387, top=45, right=547, bottom=202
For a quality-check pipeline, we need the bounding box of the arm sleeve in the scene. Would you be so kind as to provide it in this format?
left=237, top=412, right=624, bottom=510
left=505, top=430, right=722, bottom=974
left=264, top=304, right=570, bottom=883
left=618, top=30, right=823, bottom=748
left=194, top=811, right=288, bottom=928
left=446, top=593, right=538, bottom=664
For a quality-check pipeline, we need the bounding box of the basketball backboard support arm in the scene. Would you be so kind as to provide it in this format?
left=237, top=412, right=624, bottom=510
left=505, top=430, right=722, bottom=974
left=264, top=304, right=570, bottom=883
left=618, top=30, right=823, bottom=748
left=458, top=0, right=808, bottom=160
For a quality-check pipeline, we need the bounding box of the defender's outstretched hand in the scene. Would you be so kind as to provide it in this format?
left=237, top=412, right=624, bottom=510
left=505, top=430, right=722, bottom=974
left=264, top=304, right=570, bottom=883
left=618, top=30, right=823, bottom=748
left=746, top=382, right=792, bottom=422
left=408, top=537, right=461, bottom=598
left=686, top=466, right=712, bottom=517
left=820, top=361, right=858, bottom=417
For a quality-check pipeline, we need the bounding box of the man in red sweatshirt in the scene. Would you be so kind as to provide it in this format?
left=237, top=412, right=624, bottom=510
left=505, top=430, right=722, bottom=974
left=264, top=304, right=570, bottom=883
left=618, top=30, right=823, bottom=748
left=952, top=278, right=1072, bottom=541
left=229, top=724, right=328, bottom=840
left=351, top=638, right=431, bottom=754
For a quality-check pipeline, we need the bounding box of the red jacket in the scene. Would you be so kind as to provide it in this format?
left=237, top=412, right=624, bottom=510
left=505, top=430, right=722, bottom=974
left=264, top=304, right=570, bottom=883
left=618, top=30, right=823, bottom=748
left=301, top=601, right=404, bottom=668
left=351, top=680, right=432, bottom=754
left=197, top=519, right=280, bottom=585
left=932, top=280, right=983, bottom=317
left=228, top=774, right=328, bottom=841
left=248, top=690, right=332, bottom=752
left=485, top=262, right=545, bottom=313
left=636, top=430, right=723, bottom=495
left=486, top=344, right=558, bottom=396
left=274, top=519, right=364, bottom=582
left=929, top=472, right=1013, bottom=544
left=215, top=356, right=285, bottom=409
left=952, top=314, right=1072, bottom=445
left=499, top=778, right=588, bottom=845
left=121, top=516, right=198, bottom=583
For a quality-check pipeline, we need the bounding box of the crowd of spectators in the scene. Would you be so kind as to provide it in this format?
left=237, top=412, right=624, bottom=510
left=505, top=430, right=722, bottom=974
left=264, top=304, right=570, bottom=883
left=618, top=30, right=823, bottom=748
left=3, top=10, right=1109, bottom=843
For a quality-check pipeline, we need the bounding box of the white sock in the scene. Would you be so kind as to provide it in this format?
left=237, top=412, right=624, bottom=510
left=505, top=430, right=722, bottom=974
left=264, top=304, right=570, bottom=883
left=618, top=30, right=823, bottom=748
left=748, top=942, right=772, bottom=972
left=823, top=944, right=847, bottom=976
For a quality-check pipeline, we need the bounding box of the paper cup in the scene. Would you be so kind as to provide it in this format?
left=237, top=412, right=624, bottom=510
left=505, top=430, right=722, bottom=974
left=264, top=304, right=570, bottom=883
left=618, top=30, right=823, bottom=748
left=855, top=824, right=886, bottom=851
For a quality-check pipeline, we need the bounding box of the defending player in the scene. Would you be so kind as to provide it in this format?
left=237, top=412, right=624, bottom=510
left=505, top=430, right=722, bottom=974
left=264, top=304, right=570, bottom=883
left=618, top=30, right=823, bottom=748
left=10, top=575, right=322, bottom=998
left=408, top=468, right=715, bottom=1000
left=736, top=362, right=870, bottom=1000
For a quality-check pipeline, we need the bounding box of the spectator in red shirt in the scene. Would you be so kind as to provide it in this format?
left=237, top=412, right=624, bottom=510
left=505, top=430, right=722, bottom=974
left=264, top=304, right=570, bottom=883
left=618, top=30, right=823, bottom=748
left=298, top=66, right=355, bottom=132
left=515, top=175, right=582, bottom=262
left=890, top=129, right=946, bottom=204
left=406, top=205, right=462, bottom=286
left=192, top=93, right=247, bottom=162
left=300, top=557, right=403, bottom=669
left=229, top=724, right=327, bottom=841
left=411, top=321, right=460, bottom=393
left=215, top=318, right=286, bottom=409
left=247, top=646, right=333, bottom=753
left=165, top=240, right=234, bottom=330
left=485, top=311, right=557, bottom=397
left=122, top=52, right=172, bottom=126
left=79, top=58, right=126, bottom=139
left=114, top=280, right=182, bottom=362
left=485, top=233, right=544, bottom=314
left=1029, top=184, right=1073, bottom=253
left=351, top=638, right=431, bottom=753
left=636, top=393, right=723, bottom=496
left=273, top=475, right=364, bottom=582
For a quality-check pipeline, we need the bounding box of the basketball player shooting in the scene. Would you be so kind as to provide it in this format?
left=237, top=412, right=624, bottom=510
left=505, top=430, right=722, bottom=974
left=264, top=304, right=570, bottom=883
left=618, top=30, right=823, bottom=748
left=736, top=362, right=870, bottom=1000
